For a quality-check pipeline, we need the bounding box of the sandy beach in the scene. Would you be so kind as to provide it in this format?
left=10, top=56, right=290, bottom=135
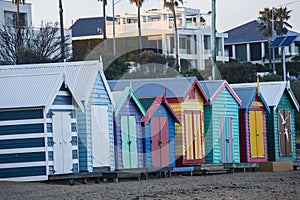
left=0, top=171, right=299, bottom=200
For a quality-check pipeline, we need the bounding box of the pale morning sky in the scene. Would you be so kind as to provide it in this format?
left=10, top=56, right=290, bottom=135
left=25, top=0, right=300, bottom=33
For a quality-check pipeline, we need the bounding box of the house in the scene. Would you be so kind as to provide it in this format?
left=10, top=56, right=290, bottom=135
left=0, top=60, right=115, bottom=173
left=140, top=93, right=180, bottom=168
left=111, top=87, right=146, bottom=169
left=224, top=20, right=300, bottom=63
left=108, top=77, right=208, bottom=166
left=0, top=72, right=84, bottom=181
left=231, top=83, right=270, bottom=163
left=71, top=7, right=229, bottom=71
left=0, top=0, right=32, bottom=26
left=199, top=80, right=241, bottom=164
left=231, top=82, right=299, bottom=162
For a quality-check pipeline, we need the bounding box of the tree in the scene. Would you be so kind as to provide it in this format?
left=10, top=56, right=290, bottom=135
left=163, top=0, right=183, bottom=72
left=130, top=0, right=144, bottom=54
left=258, top=7, right=292, bottom=65
left=0, top=22, right=71, bottom=65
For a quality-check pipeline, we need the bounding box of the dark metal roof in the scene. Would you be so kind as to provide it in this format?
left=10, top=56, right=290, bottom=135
left=70, top=17, right=114, bottom=37
left=224, top=20, right=300, bottom=44
left=108, top=77, right=197, bottom=99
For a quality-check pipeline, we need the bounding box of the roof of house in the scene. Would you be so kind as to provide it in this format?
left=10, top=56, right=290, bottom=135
left=0, top=73, right=83, bottom=112
left=112, top=87, right=146, bottom=116
left=230, top=84, right=270, bottom=113
left=108, top=77, right=208, bottom=103
left=0, top=60, right=114, bottom=107
left=230, top=81, right=299, bottom=112
left=199, top=80, right=241, bottom=105
left=70, top=17, right=114, bottom=37
left=224, top=20, right=300, bottom=44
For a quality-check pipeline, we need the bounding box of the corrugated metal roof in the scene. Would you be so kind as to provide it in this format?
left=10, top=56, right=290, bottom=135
left=0, top=73, right=63, bottom=109
left=199, top=80, right=225, bottom=99
left=231, top=86, right=257, bottom=109
left=108, top=77, right=197, bottom=99
left=0, top=61, right=101, bottom=102
left=224, top=20, right=300, bottom=44
left=230, top=81, right=299, bottom=111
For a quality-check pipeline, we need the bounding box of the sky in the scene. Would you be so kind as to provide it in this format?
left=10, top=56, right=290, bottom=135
left=25, top=0, right=300, bottom=33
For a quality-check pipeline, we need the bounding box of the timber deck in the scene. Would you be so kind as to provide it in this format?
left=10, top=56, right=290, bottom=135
left=223, top=163, right=259, bottom=173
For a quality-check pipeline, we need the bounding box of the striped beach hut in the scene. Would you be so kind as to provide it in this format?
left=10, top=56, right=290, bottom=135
left=111, top=87, right=146, bottom=169
left=0, top=60, right=115, bottom=173
left=231, top=84, right=270, bottom=163
left=199, top=80, right=241, bottom=164
left=109, top=77, right=208, bottom=166
left=0, top=73, right=84, bottom=181
left=140, top=92, right=180, bottom=168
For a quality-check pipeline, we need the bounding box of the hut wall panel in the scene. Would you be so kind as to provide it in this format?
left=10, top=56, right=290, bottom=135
left=266, top=109, right=276, bottom=161
left=239, top=110, right=247, bottom=162
left=114, top=98, right=143, bottom=169
left=0, top=108, right=47, bottom=181
left=77, top=74, right=114, bottom=172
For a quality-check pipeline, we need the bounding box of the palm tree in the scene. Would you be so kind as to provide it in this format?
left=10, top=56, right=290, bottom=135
left=130, top=0, right=144, bottom=54
left=98, top=0, right=107, bottom=53
left=258, top=7, right=292, bottom=66
left=12, top=0, right=25, bottom=63
left=163, top=0, right=183, bottom=72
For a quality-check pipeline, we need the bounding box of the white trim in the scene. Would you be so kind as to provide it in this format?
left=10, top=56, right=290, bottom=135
left=57, top=91, right=71, bottom=96
left=0, top=175, right=48, bottom=182
left=49, top=105, right=77, bottom=110
left=0, top=147, right=45, bottom=154
left=0, top=119, right=44, bottom=126
left=0, top=133, right=45, bottom=140
left=46, top=118, right=76, bottom=123
left=0, top=161, right=46, bottom=169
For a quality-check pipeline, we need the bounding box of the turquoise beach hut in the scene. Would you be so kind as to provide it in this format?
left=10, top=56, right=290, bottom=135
left=199, top=80, right=242, bottom=164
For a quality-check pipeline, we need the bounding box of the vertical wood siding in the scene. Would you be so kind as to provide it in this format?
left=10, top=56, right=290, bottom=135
left=77, top=73, right=114, bottom=172
left=114, top=98, right=144, bottom=169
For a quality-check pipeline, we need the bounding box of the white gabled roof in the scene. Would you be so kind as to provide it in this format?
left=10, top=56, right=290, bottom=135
left=0, top=73, right=63, bottom=110
left=0, top=60, right=114, bottom=108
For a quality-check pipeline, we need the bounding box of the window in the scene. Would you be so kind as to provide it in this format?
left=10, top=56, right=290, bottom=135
left=4, top=11, right=27, bottom=26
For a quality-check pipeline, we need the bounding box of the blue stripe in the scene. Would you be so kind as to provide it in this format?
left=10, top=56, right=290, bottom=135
left=53, top=95, right=73, bottom=105
left=0, top=124, right=44, bottom=136
left=71, top=136, right=77, bottom=146
left=72, top=150, right=78, bottom=159
left=48, top=137, right=54, bottom=147
left=72, top=163, right=78, bottom=172
left=48, top=151, right=53, bottom=161
left=0, top=109, right=43, bottom=121
left=0, top=138, right=45, bottom=149
left=71, top=123, right=77, bottom=132
left=0, top=166, right=46, bottom=178
left=47, top=123, right=52, bottom=132
left=47, top=110, right=76, bottom=118
left=0, top=152, right=45, bottom=164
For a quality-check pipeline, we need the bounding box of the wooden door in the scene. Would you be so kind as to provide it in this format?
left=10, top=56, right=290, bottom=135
left=184, top=111, right=203, bottom=161
left=91, top=105, right=110, bottom=167
left=121, top=116, right=138, bottom=168
left=278, top=109, right=292, bottom=157
left=220, top=117, right=233, bottom=163
left=151, top=117, right=170, bottom=167
left=52, top=112, right=73, bottom=174
left=249, top=110, right=265, bottom=158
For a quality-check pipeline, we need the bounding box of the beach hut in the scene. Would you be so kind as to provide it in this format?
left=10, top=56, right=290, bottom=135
left=109, top=77, right=208, bottom=166
left=0, top=60, right=115, bottom=172
left=140, top=92, right=180, bottom=168
left=111, top=87, right=146, bottom=169
left=232, top=82, right=300, bottom=161
left=0, top=73, right=84, bottom=181
left=199, top=80, right=242, bottom=164
left=231, top=84, right=270, bottom=163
